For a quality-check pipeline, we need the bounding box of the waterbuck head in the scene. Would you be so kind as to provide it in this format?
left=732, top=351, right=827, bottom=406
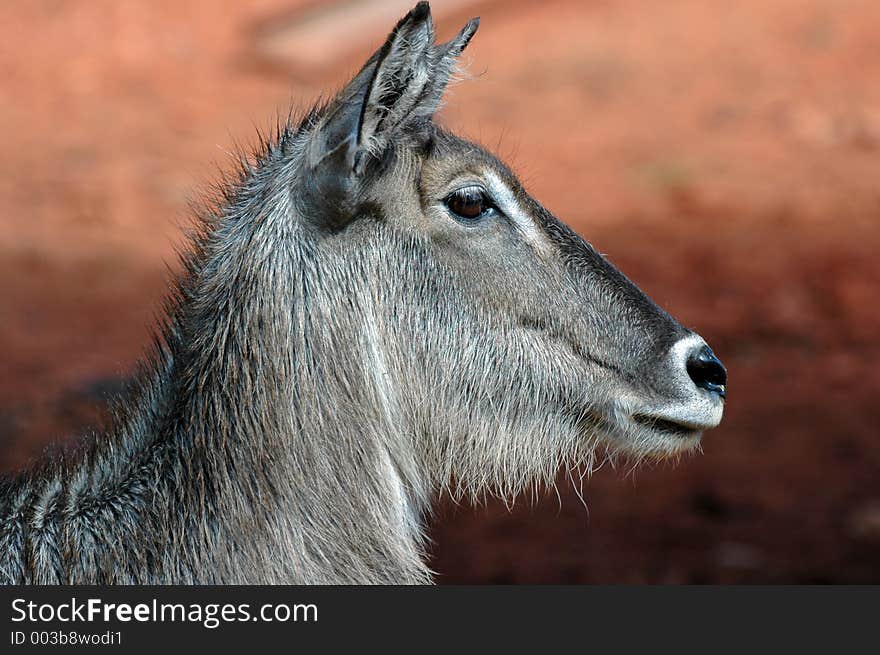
left=288, top=3, right=726, bottom=497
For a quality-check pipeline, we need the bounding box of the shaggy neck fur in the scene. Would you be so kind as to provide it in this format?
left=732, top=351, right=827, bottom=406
left=0, top=127, right=432, bottom=584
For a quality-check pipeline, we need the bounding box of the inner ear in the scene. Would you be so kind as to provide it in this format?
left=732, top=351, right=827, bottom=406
left=356, top=4, right=435, bottom=165
left=302, top=3, right=479, bottom=230
left=310, top=3, right=478, bottom=178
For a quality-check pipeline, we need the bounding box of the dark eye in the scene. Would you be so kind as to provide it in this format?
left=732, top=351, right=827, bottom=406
left=444, top=186, right=497, bottom=222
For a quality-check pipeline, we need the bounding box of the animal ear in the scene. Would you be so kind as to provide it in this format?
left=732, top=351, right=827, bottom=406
left=306, top=2, right=479, bottom=181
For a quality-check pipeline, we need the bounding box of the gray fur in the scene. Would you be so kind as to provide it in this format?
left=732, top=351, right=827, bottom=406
left=0, top=3, right=723, bottom=584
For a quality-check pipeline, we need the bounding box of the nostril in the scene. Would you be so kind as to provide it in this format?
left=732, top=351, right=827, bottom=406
left=686, top=345, right=727, bottom=398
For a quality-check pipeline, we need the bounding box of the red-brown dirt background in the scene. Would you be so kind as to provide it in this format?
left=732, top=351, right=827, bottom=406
left=1, top=0, right=878, bottom=583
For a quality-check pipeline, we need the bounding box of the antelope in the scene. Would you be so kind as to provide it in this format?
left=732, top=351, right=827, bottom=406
left=0, top=3, right=726, bottom=584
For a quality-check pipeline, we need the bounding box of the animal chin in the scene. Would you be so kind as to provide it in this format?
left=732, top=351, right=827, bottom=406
left=570, top=397, right=701, bottom=454
left=623, top=403, right=724, bottom=456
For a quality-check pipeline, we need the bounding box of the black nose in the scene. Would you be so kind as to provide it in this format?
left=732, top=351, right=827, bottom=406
left=686, top=345, right=727, bottom=398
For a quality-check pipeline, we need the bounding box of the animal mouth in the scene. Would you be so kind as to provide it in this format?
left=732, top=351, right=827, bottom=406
left=632, top=413, right=705, bottom=437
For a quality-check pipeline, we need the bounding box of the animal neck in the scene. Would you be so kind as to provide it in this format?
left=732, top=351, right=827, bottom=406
left=1, top=156, right=431, bottom=584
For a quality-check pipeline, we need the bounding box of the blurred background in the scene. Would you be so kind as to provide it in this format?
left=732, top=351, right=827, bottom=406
left=1, top=0, right=878, bottom=583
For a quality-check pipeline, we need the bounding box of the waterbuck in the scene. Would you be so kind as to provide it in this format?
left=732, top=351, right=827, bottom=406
left=0, top=3, right=726, bottom=584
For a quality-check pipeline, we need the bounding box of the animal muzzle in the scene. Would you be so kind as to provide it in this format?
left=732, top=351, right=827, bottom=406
left=632, top=333, right=727, bottom=437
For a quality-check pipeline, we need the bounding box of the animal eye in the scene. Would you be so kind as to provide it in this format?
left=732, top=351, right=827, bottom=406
left=444, top=186, right=496, bottom=222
